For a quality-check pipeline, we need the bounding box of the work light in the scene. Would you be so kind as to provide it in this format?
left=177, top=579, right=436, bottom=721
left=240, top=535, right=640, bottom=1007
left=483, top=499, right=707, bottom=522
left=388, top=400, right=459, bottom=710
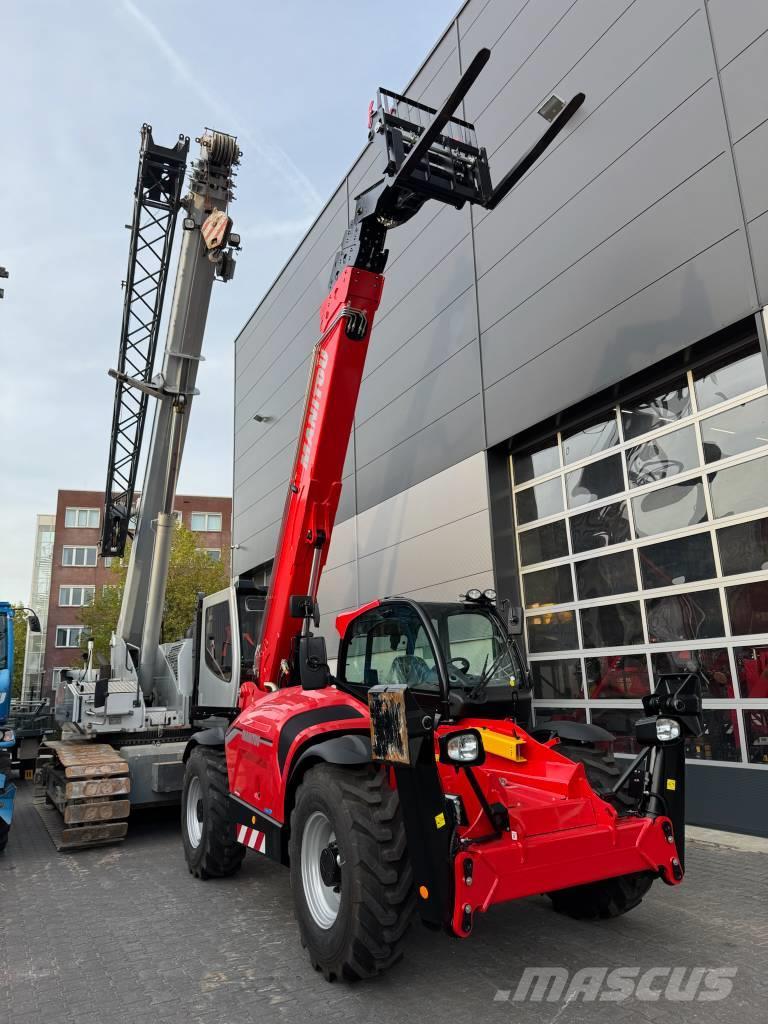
left=440, top=729, right=485, bottom=765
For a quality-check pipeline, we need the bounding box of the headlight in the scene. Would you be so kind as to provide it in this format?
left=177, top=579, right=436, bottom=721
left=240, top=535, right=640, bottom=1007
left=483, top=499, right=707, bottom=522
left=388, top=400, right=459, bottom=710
left=483, top=589, right=497, bottom=602
left=2, top=729, right=14, bottom=742
left=655, top=718, right=681, bottom=742
left=440, top=730, right=485, bottom=765
left=465, top=588, right=482, bottom=601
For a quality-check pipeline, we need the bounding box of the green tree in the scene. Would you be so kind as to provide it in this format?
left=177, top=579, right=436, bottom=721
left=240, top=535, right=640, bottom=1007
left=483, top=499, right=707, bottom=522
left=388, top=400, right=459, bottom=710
left=12, top=603, right=27, bottom=699
left=78, top=523, right=229, bottom=663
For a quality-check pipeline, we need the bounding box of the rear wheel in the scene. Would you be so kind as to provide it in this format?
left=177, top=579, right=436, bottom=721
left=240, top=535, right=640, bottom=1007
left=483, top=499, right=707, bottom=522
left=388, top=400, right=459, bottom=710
left=181, top=746, right=244, bottom=879
left=557, top=741, right=635, bottom=810
left=289, top=763, right=414, bottom=982
left=0, top=820, right=8, bottom=852
left=548, top=871, right=655, bottom=919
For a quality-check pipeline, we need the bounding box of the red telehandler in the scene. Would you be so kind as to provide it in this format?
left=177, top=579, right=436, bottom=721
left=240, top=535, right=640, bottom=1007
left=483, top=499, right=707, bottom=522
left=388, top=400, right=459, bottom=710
left=180, top=50, right=703, bottom=981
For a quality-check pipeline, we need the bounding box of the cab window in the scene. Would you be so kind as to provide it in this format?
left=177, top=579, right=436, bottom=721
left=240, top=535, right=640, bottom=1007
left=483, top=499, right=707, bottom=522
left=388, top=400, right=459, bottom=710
left=342, top=603, right=438, bottom=690
left=204, top=601, right=232, bottom=682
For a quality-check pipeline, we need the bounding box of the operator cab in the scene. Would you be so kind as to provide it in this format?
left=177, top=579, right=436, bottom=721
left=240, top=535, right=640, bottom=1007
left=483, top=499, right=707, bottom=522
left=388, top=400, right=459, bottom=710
left=337, top=592, right=532, bottom=724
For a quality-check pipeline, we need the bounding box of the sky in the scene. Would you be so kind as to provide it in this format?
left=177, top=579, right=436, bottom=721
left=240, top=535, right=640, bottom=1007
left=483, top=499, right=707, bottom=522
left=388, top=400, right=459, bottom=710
left=0, top=0, right=459, bottom=601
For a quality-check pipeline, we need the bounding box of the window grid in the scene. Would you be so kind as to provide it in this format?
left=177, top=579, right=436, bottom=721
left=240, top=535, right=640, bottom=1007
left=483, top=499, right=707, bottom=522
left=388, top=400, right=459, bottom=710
left=59, top=586, right=95, bottom=607
left=61, top=545, right=98, bottom=567
left=64, top=507, right=99, bottom=529
left=511, top=347, right=768, bottom=769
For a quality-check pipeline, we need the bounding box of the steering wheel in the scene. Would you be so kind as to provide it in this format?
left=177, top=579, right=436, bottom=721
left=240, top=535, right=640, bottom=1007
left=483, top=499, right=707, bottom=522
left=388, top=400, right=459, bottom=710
left=449, top=657, right=471, bottom=675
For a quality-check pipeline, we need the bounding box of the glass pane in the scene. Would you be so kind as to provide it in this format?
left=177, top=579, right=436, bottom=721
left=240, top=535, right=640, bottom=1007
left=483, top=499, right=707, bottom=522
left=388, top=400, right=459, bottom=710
left=625, top=425, right=698, bottom=488
left=88, top=509, right=99, bottom=528
left=562, top=415, right=619, bottom=465
left=513, top=438, right=559, bottom=484
left=631, top=478, right=707, bottom=539
left=575, top=550, right=637, bottom=600
left=701, top=394, right=768, bottom=463
left=84, top=588, right=94, bottom=606
left=63, top=548, right=73, bottom=566
left=726, top=580, right=768, bottom=636
left=717, top=517, right=768, bottom=575
left=59, top=587, right=69, bottom=605
left=74, top=548, right=84, bottom=566
left=527, top=610, right=578, bottom=653
left=743, top=709, right=768, bottom=764
left=708, top=455, right=768, bottom=518
left=565, top=453, right=624, bottom=508
left=651, top=648, right=734, bottom=698
left=580, top=602, right=643, bottom=648
left=515, top=477, right=563, bottom=525
left=72, top=588, right=82, bottom=606
left=621, top=380, right=691, bottom=440
left=86, top=548, right=96, bottom=567
left=638, top=532, right=716, bottom=589
left=646, top=589, right=724, bottom=643
left=734, top=646, right=768, bottom=698
left=65, top=509, right=76, bottom=527
left=589, top=708, right=643, bottom=754
left=207, top=549, right=222, bottom=561
left=77, top=509, right=87, bottom=527
left=530, top=659, right=583, bottom=700
left=570, top=500, right=630, bottom=553
left=534, top=706, right=587, bottom=727
left=190, top=513, right=206, bottom=531
left=208, top=514, right=222, bottom=531
left=694, top=347, right=763, bottom=410
left=519, top=520, right=568, bottom=566
left=523, top=565, right=573, bottom=608
left=586, top=653, right=650, bottom=699
left=686, top=710, right=741, bottom=762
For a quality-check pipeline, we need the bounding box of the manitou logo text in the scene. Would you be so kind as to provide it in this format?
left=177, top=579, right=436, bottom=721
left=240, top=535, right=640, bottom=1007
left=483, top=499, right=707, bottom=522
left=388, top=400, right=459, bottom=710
left=494, top=966, right=737, bottom=1003
left=300, top=350, right=329, bottom=471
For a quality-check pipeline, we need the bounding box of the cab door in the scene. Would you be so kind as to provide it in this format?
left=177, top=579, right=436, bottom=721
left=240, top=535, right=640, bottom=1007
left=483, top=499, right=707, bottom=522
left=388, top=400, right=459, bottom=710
left=196, top=590, right=240, bottom=711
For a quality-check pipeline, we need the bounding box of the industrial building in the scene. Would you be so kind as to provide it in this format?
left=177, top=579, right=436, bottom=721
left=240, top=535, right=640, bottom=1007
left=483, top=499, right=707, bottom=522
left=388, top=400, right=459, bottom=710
left=27, top=489, right=232, bottom=699
left=232, top=0, right=768, bottom=834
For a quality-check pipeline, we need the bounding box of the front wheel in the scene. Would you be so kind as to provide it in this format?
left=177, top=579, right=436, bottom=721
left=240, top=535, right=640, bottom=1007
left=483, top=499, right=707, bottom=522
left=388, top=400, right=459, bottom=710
left=289, top=764, right=414, bottom=982
left=548, top=871, right=654, bottom=919
left=181, top=746, right=244, bottom=879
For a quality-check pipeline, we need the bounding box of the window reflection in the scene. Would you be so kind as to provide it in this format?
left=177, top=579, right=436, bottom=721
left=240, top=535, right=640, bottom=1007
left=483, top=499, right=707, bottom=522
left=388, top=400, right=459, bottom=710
left=527, top=610, right=578, bottom=653
left=586, top=654, right=650, bottom=699
left=570, top=500, right=630, bottom=553
left=565, top=453, right=624, bottom=508
left=523, top=564, right=573, bottom=608
left=531, top=659, right=583, bottom=700
left=701, top=394, right=768, bottom=463
left=562, top=415, right=619, bottom=465
left=717, top=517, right=768, bottom=576
left=646, top=589, right=724, bottom=643
left=651, top=648, right=734, bottom=698
left=516, top=476, right=563, bottom=525
left=734, top=646, right=768, bottom=698
left=589, top=708, right=643, bottom=754
left=743, top=709, right=768, bottom=764
left=708, top=455, right=768, bottom=518
left=519, top=520, right=569, bottom=566
left=686, top=710, right=741, bottom=762
left=726, top=580, right=768, bottom=636
left=514, top=438, right=559, bottom=484
left=580, top=602, right=644, bottom=648
left=626, top=426, right=698, bottom=488
left=575, top=550, right=637, bottom=600
left=632, top=478, right=707, bottom=538
left=621, top=380, right=691, bottom=440
left=638, top=532, right=716, bottom=589
left=694, top=347, right=763, bottom=410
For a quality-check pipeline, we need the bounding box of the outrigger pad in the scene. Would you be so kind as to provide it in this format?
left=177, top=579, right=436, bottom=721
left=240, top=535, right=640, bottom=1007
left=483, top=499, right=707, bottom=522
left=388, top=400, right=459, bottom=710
left=367, top=683, right=410, bottom=765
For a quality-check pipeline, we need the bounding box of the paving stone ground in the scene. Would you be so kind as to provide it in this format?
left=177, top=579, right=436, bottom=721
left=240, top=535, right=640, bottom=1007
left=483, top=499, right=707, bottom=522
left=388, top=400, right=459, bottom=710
left=1, top=782, right=765, bottom=1024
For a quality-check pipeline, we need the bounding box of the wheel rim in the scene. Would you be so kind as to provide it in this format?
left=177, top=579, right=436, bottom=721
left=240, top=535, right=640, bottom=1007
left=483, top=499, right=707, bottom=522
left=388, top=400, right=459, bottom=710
left=186, top=776, right=203, bottom=849
left=301, top=810, right=341, bottom=929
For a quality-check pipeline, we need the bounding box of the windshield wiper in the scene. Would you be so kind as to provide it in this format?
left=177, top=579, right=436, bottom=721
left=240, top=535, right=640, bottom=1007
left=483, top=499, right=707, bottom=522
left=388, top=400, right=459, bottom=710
left=469, top=648, right=508, bottom=701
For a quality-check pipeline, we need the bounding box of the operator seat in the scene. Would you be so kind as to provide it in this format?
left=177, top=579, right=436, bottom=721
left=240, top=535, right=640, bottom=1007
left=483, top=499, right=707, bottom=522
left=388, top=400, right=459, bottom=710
left=387, top=655, right=433, bottom=687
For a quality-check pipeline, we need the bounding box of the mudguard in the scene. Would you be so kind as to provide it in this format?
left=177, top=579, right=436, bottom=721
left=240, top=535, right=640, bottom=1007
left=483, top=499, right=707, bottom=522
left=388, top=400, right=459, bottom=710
left=182, top=726, right=226, bottom=762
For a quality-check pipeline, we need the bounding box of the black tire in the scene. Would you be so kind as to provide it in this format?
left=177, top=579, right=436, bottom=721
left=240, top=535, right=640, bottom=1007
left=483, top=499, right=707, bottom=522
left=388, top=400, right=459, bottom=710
left=181, top=746, right=245, bottom=880
left=0, top=819, right=8, bottom=853
left=289, top=763, right=415, bottom=982
left=548, top=871, right=655, bottom=920
left=557, top=741, right=634, bottom=810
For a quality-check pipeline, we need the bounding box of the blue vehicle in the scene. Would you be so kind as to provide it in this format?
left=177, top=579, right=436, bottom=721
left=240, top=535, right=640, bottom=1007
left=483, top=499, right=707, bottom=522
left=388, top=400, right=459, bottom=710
left=0, top=602, right=40, bottom=851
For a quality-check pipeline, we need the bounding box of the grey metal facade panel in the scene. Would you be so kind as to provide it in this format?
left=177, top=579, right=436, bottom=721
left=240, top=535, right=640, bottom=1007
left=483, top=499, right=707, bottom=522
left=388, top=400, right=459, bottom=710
left=717, top=27, right=768, bottom=143
left=355, top=393, right=485, bottom=514
left=733, top=118, right=768, bottom=224
left=747, top=211, right=768, bottom=307
left=483, top=228, right=758, bottom=445
left=706, top=0, right=768, bottom=69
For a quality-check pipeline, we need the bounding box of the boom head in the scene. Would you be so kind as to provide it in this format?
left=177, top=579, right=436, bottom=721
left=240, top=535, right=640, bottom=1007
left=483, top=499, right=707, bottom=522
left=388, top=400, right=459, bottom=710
left=330, top=48, right=584, bottom=285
